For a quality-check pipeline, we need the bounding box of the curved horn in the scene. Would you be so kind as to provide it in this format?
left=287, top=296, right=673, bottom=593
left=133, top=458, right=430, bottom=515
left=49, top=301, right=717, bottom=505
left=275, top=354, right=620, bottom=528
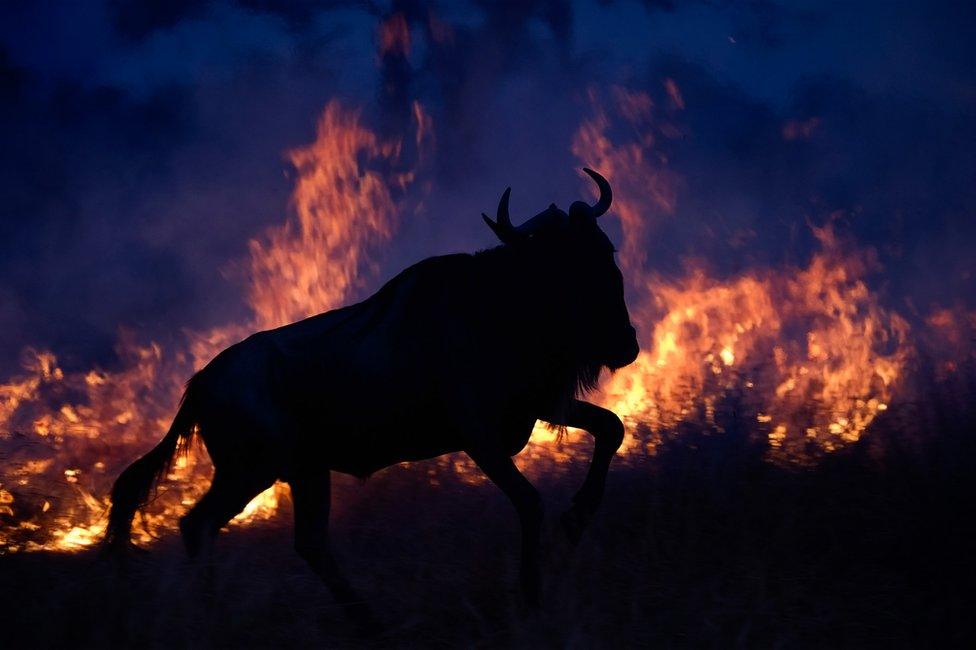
left=482, top=187, right=516, bottom=243
left=582, top=167, right=612, bottom=217
left=483, top=172, right=603, bottom=243
left=496, top=187, right=513, bottom=230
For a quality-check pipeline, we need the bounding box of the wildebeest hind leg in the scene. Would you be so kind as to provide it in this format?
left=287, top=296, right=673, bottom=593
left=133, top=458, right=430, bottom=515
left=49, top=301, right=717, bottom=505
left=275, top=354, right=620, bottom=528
left=468, top=449, right=544, bottom=608
left=179, top=468, right=275, bottom=558
left=290, top=471, right=376, bottom=632
left=546, top=399, right=625, bottom=545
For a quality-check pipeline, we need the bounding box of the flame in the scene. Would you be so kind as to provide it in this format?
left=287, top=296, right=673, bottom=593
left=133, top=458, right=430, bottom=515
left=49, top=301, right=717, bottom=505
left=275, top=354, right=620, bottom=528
left=663, top=78, right=685, bottom=110
left=598, top=226, right=911, bottom=461
left=0, top=101, right=431, bottom=552
left=575, top=85, right=911, bottom=462
left=248, top=102, right=418, bottom=330
left=0, top=78, right=961, bottom=554
left=378, top=13, right=411, bottom=59
left=571, top=86, right=679, bottom=276
left=0, top=350, right=62, bottom=428
left=920, top=306, right=976, bottom=380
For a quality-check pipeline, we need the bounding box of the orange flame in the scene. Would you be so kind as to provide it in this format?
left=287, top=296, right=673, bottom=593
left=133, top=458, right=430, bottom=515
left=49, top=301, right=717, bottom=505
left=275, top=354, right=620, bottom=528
left=575, top=85, right=912, bottom=462
left=248, top=102, right=418, bottom=330
left=921, top=306, right=976, bottom=380
left=0, top=81, right=957, bottom=554
left=378, top=13, right=411, bottom=59
left=0, top=101, right=431, bottom=552
left=571, top=86, right=680, bottom=278
left=598, top=226, right=911, bottom=462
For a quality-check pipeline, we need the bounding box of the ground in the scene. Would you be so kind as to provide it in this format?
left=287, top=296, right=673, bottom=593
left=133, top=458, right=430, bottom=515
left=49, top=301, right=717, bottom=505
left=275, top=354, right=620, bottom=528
left=3, top=405, right=974, bottom=649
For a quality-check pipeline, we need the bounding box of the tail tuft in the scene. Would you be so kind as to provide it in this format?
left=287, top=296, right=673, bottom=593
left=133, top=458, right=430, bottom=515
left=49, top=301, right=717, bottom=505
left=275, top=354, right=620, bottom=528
left=103, top=381, right=198, bottom=552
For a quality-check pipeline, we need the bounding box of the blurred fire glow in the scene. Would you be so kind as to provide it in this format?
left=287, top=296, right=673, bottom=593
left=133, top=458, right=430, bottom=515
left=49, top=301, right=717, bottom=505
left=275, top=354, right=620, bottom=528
left=0, top=81, right=964, bottom=554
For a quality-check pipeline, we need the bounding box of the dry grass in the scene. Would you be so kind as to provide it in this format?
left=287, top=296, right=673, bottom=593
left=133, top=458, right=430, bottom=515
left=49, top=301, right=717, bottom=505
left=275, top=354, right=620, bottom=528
left=2, top=381, right=974, bottom=648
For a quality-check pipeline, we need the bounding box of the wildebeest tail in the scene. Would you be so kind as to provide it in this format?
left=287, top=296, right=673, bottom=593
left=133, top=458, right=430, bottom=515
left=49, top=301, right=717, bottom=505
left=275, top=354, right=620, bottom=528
left=103, top=376, right=199, bottom=551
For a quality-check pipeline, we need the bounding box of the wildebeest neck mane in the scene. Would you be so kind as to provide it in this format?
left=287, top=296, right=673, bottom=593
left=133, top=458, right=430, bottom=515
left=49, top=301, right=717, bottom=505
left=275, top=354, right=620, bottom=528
left=472, top=241, right=604, bottom=415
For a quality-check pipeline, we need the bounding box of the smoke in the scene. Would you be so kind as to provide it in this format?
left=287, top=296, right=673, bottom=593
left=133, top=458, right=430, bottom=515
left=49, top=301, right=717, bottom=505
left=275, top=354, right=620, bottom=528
left=0, top=0, right=973, bottom=374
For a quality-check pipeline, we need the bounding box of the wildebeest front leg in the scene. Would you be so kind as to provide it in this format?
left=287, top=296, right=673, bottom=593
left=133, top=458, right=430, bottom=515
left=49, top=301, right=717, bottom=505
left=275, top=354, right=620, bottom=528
left=290, top=471, right=375, bottom=631
left=468, top=449, right=544, bottom=608
left=546, top=399, right=625, bottom=545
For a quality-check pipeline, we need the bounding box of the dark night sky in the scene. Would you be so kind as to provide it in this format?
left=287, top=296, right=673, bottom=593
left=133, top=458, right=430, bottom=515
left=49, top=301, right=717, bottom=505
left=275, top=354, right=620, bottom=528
left=1, top=0, right=973, bottom=377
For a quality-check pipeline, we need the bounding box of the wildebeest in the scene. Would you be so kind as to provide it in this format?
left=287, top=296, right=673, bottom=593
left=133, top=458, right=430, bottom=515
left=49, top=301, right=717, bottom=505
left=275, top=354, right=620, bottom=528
left=105, top=168, right=639, bottom=622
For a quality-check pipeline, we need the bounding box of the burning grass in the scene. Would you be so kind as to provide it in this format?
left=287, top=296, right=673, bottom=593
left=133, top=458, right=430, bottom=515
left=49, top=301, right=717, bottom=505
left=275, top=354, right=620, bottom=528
left=0, top=85, right=934, bottom=554
left=600, top=223, right=911, bottom=464
left=1, top=362, right=973, bottom=646
left=0, top=99, right=431, bottom=552
left=0, top=78, right=973, bottom=644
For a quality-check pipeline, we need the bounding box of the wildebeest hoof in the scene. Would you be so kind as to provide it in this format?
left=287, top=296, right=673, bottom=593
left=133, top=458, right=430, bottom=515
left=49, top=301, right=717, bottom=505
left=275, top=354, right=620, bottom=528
left=99, top=539, right=148, bottom=566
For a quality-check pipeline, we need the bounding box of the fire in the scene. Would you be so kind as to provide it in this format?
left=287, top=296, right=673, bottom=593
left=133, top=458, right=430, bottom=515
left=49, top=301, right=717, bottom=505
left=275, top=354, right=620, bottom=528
left=571, top=86, right=680, bottom=277
left=0, top=101, right=431, bottom=553
left=921, top=306, right=976, bottom=380
left=248, top=102, right=418, bottom=330
left=574, top=85, right=912, bottom=462
left=0, top=350, right=61, bottom=428
left=0, top=77, right=955, bottom=554
left=598, top=225, right=911, bottom=462
left=378, top=13, right=411, bottom=59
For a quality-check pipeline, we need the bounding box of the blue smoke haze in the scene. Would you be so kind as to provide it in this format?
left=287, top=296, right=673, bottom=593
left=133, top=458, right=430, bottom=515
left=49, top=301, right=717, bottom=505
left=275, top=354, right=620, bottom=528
left=0, top=0, right=972, bottom=376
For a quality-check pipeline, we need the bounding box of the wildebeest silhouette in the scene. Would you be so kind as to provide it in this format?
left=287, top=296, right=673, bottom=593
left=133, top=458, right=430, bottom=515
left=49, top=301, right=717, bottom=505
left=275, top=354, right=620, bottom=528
left=105, top=168, right=639, bottom=622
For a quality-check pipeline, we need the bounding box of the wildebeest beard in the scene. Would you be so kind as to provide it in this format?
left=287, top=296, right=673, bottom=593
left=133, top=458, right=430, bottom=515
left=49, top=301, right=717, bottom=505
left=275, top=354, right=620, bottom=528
left=549, top=358, right=603, bottom=438
left=524, top=340, right=605, bottom=438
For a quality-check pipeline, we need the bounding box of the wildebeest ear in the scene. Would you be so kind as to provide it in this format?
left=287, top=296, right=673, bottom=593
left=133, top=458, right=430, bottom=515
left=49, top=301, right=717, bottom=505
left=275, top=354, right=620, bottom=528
left=483, top=187, right=518, bottom=244
left=568, top=201, right=593, bottom=225
left=482, top=213, right=511, bottom=243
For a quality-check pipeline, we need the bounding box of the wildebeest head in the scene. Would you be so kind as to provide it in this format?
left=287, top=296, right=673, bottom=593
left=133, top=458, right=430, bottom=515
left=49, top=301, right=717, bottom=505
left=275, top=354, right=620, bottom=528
left=482, top=169, right=640, bottom=375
